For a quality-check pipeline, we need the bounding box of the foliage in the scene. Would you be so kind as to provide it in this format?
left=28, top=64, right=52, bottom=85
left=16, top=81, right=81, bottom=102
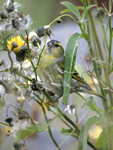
left=0, top=0, right=113, bottom=150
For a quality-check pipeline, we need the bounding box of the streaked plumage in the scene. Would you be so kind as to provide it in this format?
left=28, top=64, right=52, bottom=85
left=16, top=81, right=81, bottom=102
left=38, top=40, right=106, bottom=100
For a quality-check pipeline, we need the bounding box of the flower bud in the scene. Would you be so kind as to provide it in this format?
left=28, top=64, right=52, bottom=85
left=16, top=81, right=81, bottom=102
left=0, top=11, right=8, bottom=19
left=31, top=35, right=41, bottom=46
left=36, top=26, right=45, bottom=37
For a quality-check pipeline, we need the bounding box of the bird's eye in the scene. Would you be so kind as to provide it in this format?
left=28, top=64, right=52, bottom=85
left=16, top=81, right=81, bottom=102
left=54, top=43, right=60, bottom=47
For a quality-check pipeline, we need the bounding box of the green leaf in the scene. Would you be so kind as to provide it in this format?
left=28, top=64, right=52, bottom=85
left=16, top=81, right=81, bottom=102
left=94, top=20, right=106, bottom=28
left=16, top=123, right=47, bottom=141
left=96, top=59, right=106, bottom=64
left=78, top=116, right=102, bottom=150
left=96, top=131, right=107, bottom=149
left=60, top=6, right=84, bottom=15
left=76, top=6, right=84, bottom=10
left=60, top=8, right=70, bottom=14
left=80, top=4, right=96, bottom=22
left=80, top=32, right=90, bottom=43
left=62, top=32, right=90, bottom=105
left=96, top=125, right=113, bottom=150
left=15, top=115, right=58, bottom=141
left=86, top=99, right=104, bottom=118
left=61, top=1, right=81, bottom=19
left=62, top=33, right=80, bottom=104
left=61, top=128, right=78, bottom=138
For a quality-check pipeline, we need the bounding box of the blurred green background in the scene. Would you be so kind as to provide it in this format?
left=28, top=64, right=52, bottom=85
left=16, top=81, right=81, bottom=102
left=0, top=0, right=109, bottom=150
left=0, top=0, right=68, bottom=29
left=0, top=0, right=81, bottom=30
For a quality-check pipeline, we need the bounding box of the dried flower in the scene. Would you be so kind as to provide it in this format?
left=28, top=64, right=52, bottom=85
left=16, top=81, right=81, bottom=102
left=7, top=36, right=28, bottom=61
left=0, top=0, right=32, bottom=32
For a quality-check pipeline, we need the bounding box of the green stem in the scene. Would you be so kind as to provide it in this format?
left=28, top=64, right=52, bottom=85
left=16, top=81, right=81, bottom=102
left=0, top=121, right=9, bottom=126
left=34, top=97, right=73, bottom=129
left=108, top=16, right=112, bottom=69
left=94, top=0, right=109, bottom=50
left=33, top=92, right=43, bottom=102
left=56, top=106, right=80, bottom=133
left=84, top=0, right=107, bottom=109
left=42, top=106, right=61, bottom=150
left=34, top=94, right=97, bottom=150
left=11, top=70, right=32, bottom=81
left=87, top=141, right=98, bottom=150
left=56, top=106, right=97, bottom=150
left=26, top=39, right=37, bottom=80
left=85, top=1, right=104, bottom=61
left=7, top=49, right=13, bottom=71
left=42, top=90, right=54, bottom=103
left=37, top=35, right=47, bottom=67
left=49, top=14, right=83, bottom=32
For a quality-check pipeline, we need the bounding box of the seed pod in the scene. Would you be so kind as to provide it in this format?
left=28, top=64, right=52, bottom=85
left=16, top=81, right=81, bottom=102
left=0, top=59, right=4, bottom=66
left=12, top=63, right=19, bottom=72
left=31, top=35, right=41, bottom=46
left=18, top=110, right=29, bottom=120
left=13, top=141, right=26, bottom=150
left=70, top=105, right=76, bottom=114
left=56, top=18, right=63, bottom=23
left=0, top=11, right=8, bottom=19
left=5, top=117, right=13, bottom=126
left=44, top=25, right=52, bottom=37
left=12, top=18, right=20, bottom=30
left=36, top=26, right=45, bottom=37
left=11, top=0, right=14, bottom=3
left=6, top=2, right=15, bottom=13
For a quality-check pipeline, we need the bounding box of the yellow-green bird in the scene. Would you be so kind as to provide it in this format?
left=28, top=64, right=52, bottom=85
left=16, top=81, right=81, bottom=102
left=37, top=40, right=106, bottom=100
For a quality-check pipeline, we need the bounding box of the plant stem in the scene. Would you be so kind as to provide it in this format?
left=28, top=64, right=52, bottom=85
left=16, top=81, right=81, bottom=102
left=26, top=37, right=37, bottom=80
left=86, top=7, right=104, bottom=61
left=11, top=70, right=32, bottom=81
left=0, top=121, right=9, bottom=126
left=37, top=34, right=47, bottom=67
left=34, top=97, right=60, bottom=150
left=49, top=14, right=83, bottom=32
left=56, top=106, right=97, bottom=150
left=42, top=106, right=61, bottom=150
left=7, top=49, right=13, bottom=71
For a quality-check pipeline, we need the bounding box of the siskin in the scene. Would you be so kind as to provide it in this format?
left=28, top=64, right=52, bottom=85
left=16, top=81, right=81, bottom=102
left=37, top=40, right=106, bottom=100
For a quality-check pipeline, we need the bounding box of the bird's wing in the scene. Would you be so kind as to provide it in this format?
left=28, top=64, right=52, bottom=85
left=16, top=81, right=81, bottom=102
left=72, top=70, right=86, bottom=84
left=57, top=61, right=86, bottom=84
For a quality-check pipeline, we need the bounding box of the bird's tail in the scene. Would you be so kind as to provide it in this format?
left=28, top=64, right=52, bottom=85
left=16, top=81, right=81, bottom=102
left=89, top=90, right=107, bottom=100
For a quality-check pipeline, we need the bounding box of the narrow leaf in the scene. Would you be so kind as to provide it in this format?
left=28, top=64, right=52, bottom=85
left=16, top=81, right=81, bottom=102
left=86, top=99, right=104, bottom=118
left=61, top=1, right=81, bottom=19
left=80, top=4, right=96, bottom=22
left=16, top=123, right=47, bottom=141
left=62, top=33, right=80, bottom=104
left=76, top=6, right=84, bottom=10
left=61, top=128, right=78, bottom=138
left=80, top=32, right=90, bottom=42
left=15, top=115, right=58, bottom=141
left=60, top=9, right=70, bottom=14
left=78, top=116, right=102, bottom=150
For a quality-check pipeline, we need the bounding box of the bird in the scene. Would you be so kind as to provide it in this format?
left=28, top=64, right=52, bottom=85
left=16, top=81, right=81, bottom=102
left=37, top=40, right=106, bottom=100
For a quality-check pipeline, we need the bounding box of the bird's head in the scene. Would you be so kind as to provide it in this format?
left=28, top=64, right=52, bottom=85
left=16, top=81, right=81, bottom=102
left=46, top=40, right=64, bottom=58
